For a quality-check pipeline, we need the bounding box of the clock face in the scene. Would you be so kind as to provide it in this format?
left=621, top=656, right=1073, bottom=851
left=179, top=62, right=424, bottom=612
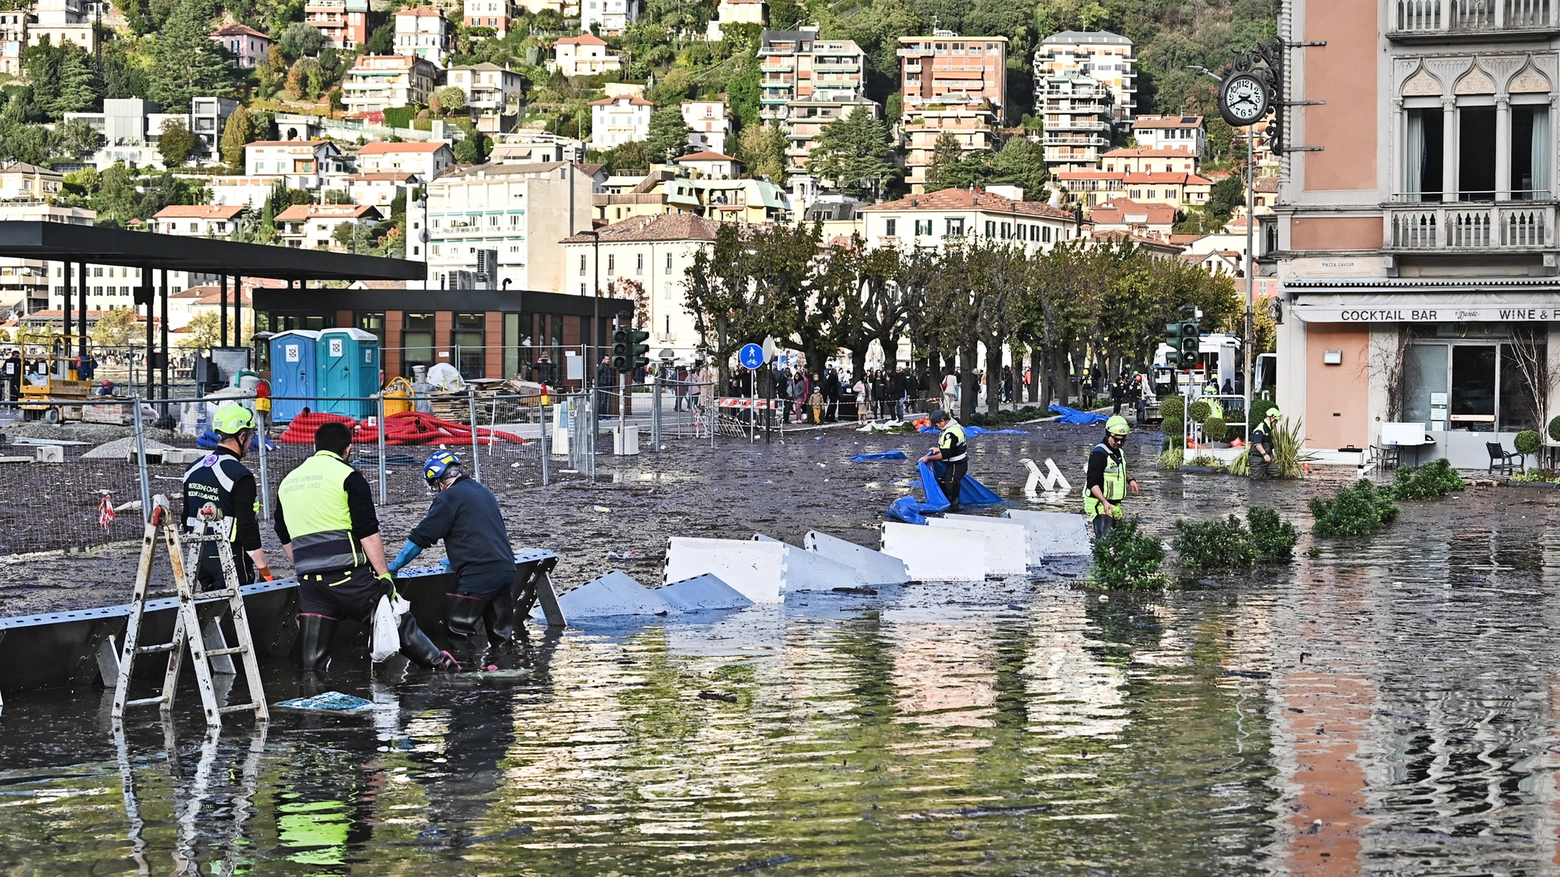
left=1220, top=73, right=1270, bottom=126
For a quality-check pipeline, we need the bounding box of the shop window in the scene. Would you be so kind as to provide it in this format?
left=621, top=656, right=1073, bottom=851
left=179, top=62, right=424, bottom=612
left=1450, top=345, right=1497, bottom=431
left=453, top=312, right=484, bottom=377
left=403, top=312, right=436, bottom=373
left=1404, top=107, right=1444, bottom=201
left=1403, top=343, right=1448, bottom=427
left=1459, top=107, right=1497, bottom=201
left=1500, top=339, right=1546, bottom=431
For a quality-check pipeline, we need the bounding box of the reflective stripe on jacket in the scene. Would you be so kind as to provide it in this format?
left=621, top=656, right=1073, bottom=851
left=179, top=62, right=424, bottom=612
left=276, top=450, right=363, bottom=575
left=1084, top=442, right=1127, bottom=520
left=939, top=420, right=968, bottom=463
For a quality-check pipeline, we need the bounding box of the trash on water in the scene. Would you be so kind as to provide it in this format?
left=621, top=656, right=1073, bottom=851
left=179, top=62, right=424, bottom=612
left=606, top=549, right=640, bottom=559
left=594, top=506, right=612, bottom=513
left=277, top=691, right=374, bottom=712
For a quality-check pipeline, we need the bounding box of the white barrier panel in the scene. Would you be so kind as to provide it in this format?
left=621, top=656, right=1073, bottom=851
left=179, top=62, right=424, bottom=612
left=665, top=538, right=787, bottom=603
left=779, top=546, right=869, bottom=593
left=551, top=570, right=673, bottom=619
left=1002, top=509, right=1092, bottom=558
left=752, top=533, right=783, bottom=543
left=880, top=523, right=988, bottom=581
left=804, top=530, right=910, bottom=586
left=658, top=574, right=754, bottom=612
left=928, top=515, right=1028, bottom=576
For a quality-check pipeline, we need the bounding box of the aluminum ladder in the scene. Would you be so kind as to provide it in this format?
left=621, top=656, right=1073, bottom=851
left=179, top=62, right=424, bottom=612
left=110, top=495, right=269, bottom=730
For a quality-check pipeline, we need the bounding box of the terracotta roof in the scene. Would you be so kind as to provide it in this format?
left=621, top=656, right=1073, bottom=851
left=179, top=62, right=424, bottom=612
left=0, top=161, right=63, bottom=176
left=861, top=187, right=1073, bottom=220
left=1121, top=172, right=1212, bottom=185
left=1167, top=234, right=1203, bottom=245
left=576, top=162, right=607, bottom=176
left=1091, top=229, right=1182, bottom=250
left=154, top=205, right=246, bottom=219
left=590, top=95, right=654, bottom=106
left=170, top=284, right=255, bottom=303
left=1254, top=176, right=1279, bottom=193
left=276, top=204, right=381, bottom=221
left=560, top=213, right=721, bottom=244
left=347, top=172, right=420, bottom=182
left=556, top=33, right=608, bottom=45
left=395, top=6, right=444, bottom=15
left=1087, top=198, right=1177, bottom=226
left=1054, top=170, right=1124, bottom=180
left=358, top=141, right=449, bottom=154
left=1103, top=146, right=1199, bottom=158
left=248, top=140, right=329, bottom=148
left=674, top=151, right=737, bottom=162
left=1132, top=115, right=1203, bottom=129
left=212, top=23, right=270, bottom=39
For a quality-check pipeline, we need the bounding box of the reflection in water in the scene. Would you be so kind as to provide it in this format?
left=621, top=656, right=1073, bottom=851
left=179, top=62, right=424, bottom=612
left=15, top=491, right=1560, bottom=873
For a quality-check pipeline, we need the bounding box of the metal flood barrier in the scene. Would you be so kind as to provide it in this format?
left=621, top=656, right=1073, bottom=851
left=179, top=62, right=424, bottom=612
left=0, top=550, right=561, bottom=698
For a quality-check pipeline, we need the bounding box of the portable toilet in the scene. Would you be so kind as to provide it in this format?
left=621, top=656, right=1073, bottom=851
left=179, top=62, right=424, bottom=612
left=316, top=328, right=380, bottom=418
left=268, top=330, right=319, bottom=423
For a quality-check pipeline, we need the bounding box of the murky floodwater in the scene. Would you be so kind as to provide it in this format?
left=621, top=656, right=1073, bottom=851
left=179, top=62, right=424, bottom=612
left=6, top=427, right=1560, bottom=874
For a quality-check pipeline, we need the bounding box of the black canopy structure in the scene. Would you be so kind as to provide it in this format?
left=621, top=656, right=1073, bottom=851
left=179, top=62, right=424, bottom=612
left=0, top=221, right=425, bottom=404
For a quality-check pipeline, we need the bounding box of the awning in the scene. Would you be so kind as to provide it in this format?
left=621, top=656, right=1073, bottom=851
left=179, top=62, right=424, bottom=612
left=1284, top=276, right=1560, bottom=322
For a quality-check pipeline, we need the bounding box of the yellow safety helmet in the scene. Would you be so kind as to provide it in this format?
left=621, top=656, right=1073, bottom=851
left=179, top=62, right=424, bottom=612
left=1106, top=414, right=1130, bottom=436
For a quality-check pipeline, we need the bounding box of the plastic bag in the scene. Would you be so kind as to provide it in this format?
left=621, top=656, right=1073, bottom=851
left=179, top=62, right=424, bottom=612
left=370, top=592, right=410, bottom=662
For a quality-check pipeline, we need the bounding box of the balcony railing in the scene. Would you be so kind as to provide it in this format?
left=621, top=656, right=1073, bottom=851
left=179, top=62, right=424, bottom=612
left=1391, top=0, right=1559, bottom=36
left=1385, top=201, right=1555, bottom=250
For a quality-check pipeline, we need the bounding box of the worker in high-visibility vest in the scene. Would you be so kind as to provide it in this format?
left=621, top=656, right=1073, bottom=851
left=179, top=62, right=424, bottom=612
left=275, top=421, right=457, bottom=673
left=1084, top=414, right=1140, bottom=540
left=1249, top=407, right=1282, bottom=479
left=182, top=404, right=271, bottom=587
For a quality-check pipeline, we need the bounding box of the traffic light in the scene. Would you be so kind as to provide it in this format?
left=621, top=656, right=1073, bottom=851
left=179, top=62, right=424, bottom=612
left=611, top=327, right=630, bottom=371
left=1165, top=322, right=1184, bottom=367
left=1179, top=320, right=1200, bottom=367
left=628, top=329, right=650, bottom=371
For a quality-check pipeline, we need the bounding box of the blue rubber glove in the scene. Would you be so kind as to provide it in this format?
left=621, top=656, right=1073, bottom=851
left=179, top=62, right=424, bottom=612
left=388, top=539, right=422, bottom=575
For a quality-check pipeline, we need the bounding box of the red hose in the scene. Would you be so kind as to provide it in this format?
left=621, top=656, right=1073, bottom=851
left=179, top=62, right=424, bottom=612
left=353, top=410, right=526, bottom=446
left=277, top=411, right=357, bottom=444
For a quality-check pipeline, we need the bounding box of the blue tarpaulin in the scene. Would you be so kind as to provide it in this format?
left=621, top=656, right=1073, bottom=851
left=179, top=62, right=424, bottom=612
left=917, top=424, right=1027, bottom=436
left=1049, top=405, right=1108, bottom=425
left=886, top=462, right=1004, bottom=525
left=850, top=450, right=908, bottom=462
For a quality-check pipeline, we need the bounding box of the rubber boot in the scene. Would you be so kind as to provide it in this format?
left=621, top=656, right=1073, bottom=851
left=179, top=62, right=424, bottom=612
left=445, top=593, right=487, bottom=651
left=398, top=612, right=460, bottom=671
left=298, top=614, right=338, bottom=673
left=483, top=592, right=516, bottom=647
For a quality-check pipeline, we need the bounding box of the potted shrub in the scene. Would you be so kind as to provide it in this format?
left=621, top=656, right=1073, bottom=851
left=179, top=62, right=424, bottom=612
left=1188, top=399, right=1211, bottom=424
left=1549, top=415, right=1560, bottom=444
left=1203, top=415, right=1228, bottom=447
left=1515, top=429, right=1542, bottom=471
left=1161, top=416, right=1184, bottom=448
left=1159, top=395, right=1185, bottom=421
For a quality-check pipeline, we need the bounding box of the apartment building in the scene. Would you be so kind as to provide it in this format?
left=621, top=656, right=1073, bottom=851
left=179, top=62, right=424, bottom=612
left=394, top=6, right=453, bottom=68
left=898, top=33, right=1008, bottom=192
left=151, top=204, right=246, bottom=238
left=420, top=161, right=596, bottom=292
left=1038, top=74, right=1115, bottom=171
left=0, top=204, right=93, bottom=313
left=759, top=27, right=873, bottom=172
left=210, top=23, right=270, bottom=68
left=681, top=100, right=732, bottom=154
left=446, top=63, right=525, bottom=115
left=30, top=0, right=94, bottom=52
left=304, top=0, right=369, bottom=50
left=355, top=140, right=455, bottom=179
left=1100, top=146, right=1199, bottom=174
left=244, top=140, right=346, bottom=190
left=275, top=203, right=383, bottom=250
left=1032, top=31, right=1135, bottom=129
left=590, top=94, right=654, bottom=148
left=1131, top=114, right=1206, bottom=157
left=580, top=0, right=638, bottom=35
left=707, top=0, right=765, bottom=39
left=342, top=54, right=438, bottom=113
left=553, top=33, right=622, bottom=77
left=0, top=161, right=63, bottom=201
left=0, top=11, right=26, bottom=77
left=1086, top=197, right=1177, bottom=239
left=464, top=0, right=511, bottom=35
left=859, top=187, right=1077, bottom=252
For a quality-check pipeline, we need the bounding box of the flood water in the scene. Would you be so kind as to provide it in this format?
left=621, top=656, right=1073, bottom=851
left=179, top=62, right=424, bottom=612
left=4, top=428, right=1560, bottom=874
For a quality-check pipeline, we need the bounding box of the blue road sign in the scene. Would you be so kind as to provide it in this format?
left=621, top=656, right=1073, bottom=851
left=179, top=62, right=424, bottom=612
left=738, top=343, right=765, bottom=370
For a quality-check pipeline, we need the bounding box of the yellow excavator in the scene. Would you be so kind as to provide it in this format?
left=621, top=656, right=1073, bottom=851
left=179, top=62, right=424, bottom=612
left=18, top=329, right=96, bottom=423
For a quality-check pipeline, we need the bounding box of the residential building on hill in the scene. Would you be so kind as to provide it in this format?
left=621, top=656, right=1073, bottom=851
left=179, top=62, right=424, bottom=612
left=1132, top=114, right=1205, bottom=158
left=394, top=6, right=453, bottom=68
left=553, top=33, right=622, bottom=77
left=419, top=161, right=596, bottom=292
left=210, top=23, right=271, bottom=68
left=898, top=33, right=1008, bottom=192
left=152, top=205, right=246, bottom=238
left=758, top=27, right=873, bottom=173
left=190, top=97, right=238, bottom=159
left=560, top=213, right=720, bottom=355
left=1101, top=146, right=1199, bottom=174
left=784, top=98, right=880, bottom=175
left=464, top=0, right=511, bottom=35
left=244, top=140, right=346, bottom=189
left=29, top=0, right=94, bottom=52
left=707, top=0, right=765, bottom=39
left=342, top=172, right=421, bottom=207
left=0, top=161, right=63, bottom=201
left=859, top=187, right=1077, bottom=252
left=275, top=204, right=383, bottom=250
left=305, top=0, right=369, bottom=50
left=0, top=12, right=27, bottom=77
left=446, top=64, right=525, bottom=117
left=682, top=100, right=732, bottom=154
left=590, top=94, right=654, bottom=148
left=1086, top=197, right=1177, bottom=240
left=673, top=151, right=742, bottom=179
left=1033, top=30, right=1135, bottom=130
left=592, top=171, right=790, bottom=224
left=342, top=54, right=438, bottom=113
left=1038, top=74, right=1115, bottom=172
left=355, top=141, right=455, bottom=180
left=580, top=0, right=638, bottom=35
left=489, top=131, right=587, bottom=164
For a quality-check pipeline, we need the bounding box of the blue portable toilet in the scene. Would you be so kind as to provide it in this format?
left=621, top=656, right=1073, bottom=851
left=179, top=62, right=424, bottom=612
left=268, top=330, right=319, bottom=423
left=316, top=328, right=381, bottom=418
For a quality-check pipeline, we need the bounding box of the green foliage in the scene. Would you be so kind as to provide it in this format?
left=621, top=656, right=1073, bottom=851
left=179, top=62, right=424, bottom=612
left=1160, top=416, right=1184, bottom=444
left=724, top=58, right=761, bottom=130
left=1249, top=396, right=1277, bottom=426
left=926, top=134, right=1048, bottom=197
left=806, top=106, right=897, bottom=198
left=1246, top=507, right=1297, bottom=562
left=609, top=139, right=655, bottom=175
left=646, top=105, right=689, bottom=162
left=1206, top=174, right=1245, bottom=219
left=157, top=117, right=197, bottom=167
left=23, top=38, right=99, bottom=119
left=1174, top=515, right=1257, bottom=569
left=453, top=128, right=490, bottom=164
left=1272, top=416, right=1312, bottom=478
left=1158, top=395, right=1184, bottom=420
left=382, top=105, right=417, bottom=130
left=1185, top=454, right=1225, bottom=471
left=1187, top=399, right=1211, bottom=423
left=1228, top=451, right=1249, bottom=477
left=1550, top=415, right=1560, bottom=442
left=1158, top=448, right=1183, bottom=469
left=1391, top=458, right=1466, bottom=500
left=364, top=21, right=393, bottom=56
left=1089, top=517, right=1165, bottom=590
left=147, top=0, right=239, bottom=110
left=435, top=85, right=466, bottom=114
left=1515, top=429, right=1542, bottom=456
left=220, top=105, right=255, bottom=168
left=279, top=21, right=324, bottom=59
left=1310, top=479, right=1400, bottom=538
left=735, top=122, right=785, bottom=181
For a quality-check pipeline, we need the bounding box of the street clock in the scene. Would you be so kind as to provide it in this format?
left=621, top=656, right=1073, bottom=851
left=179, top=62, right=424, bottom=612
left=1218, top=72, right=1271, bottom=127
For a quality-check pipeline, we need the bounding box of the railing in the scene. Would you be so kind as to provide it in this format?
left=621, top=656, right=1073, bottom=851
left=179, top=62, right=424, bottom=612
left=1392, top=0, right=1557, bottom=34
left=1385, top=202, right=1555, bottom=249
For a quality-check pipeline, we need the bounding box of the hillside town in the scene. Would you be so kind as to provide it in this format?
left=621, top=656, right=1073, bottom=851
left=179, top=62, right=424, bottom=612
left=0, top=0, right=1276, bottom=363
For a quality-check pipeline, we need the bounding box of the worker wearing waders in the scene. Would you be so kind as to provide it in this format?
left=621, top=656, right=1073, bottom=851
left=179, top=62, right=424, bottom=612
left=919, top=409, right=968, bottom=512
left=387, top=450, right=517, bottom=650
left=1085, top=415, right=1140, bottom=540
left=182, top=405, right=272, bottom=587
left=275, top=421, right=458, bottom=673
left=1249, top=407, right=1282, bottom=480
